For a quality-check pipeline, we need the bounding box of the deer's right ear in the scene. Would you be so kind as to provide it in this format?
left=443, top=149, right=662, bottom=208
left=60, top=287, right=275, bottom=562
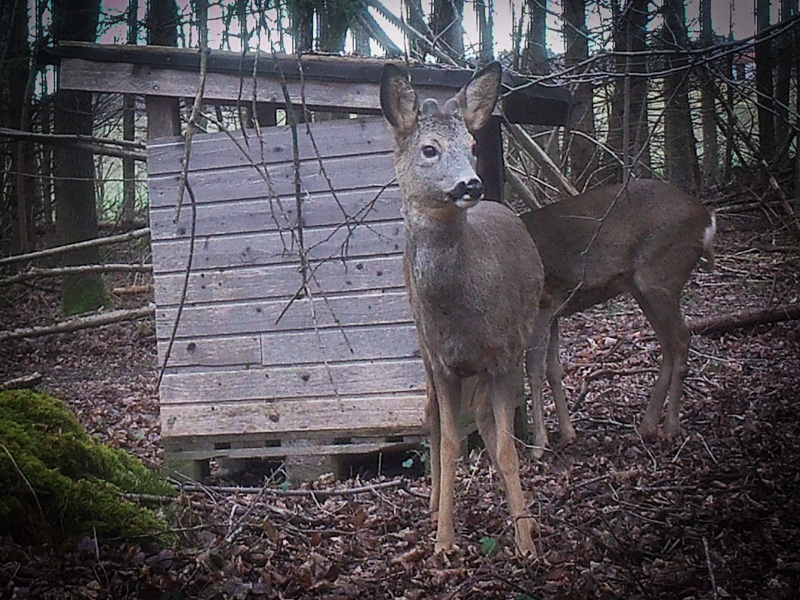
left=380, top=64, right=418, bottom=135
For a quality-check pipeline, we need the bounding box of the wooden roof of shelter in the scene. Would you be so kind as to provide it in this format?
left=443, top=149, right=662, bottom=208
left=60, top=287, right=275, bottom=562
left=41, top=42, right=572, bottom=127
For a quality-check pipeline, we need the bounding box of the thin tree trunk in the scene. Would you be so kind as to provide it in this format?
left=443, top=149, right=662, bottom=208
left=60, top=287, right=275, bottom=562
left=699, top=0, right=719, bottom=184
left=522, top=0, right=548, bottom=75
left=663, top=0, right=699, bottom=193
left=755, top=0, right=776, bottom=163
left=146, top=0, right=179, bottom=47
left=775, top=0, right=798, bottom=164
left=607, top=0, right=650, bottom=182
left=406, top=0, right=431, bottom=60
left=52, top=0, right=108, bottom=316
left=564, top=0, right=596, bottom=187
left=289, top=0, right=315, bottom=52
left=121, top=0, right=139, bottom=227
left=6, top=0, right=34, bottom=255
left=431, top=0, right=465, bottom=60
left=475, top=0, right=494, bottom=65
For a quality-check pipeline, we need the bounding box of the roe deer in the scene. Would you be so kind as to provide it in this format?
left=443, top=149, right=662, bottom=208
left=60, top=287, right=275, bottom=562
left=380, top=62, right=544, bottom=555
left=521, top=179, right=716, bottom=454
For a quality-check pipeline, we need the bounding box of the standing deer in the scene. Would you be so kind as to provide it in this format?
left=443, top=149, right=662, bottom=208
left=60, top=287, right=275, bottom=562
left=521, top=179, right=716, bottom=454
left=380, top=62, right=544, bottom=555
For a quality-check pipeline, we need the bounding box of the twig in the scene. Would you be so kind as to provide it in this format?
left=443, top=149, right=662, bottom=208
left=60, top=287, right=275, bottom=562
left=0, top=442, right=44, bottom=520
left=703, top=536, right=719, bottom=600
left=0, top=372, right=42, bottom=391
left=0, top=228, right=150, bottom=267
left=175, top=478, right=408, bottom=500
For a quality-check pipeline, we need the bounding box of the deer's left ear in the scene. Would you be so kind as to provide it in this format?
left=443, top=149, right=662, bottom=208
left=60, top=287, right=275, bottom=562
left=380, top=64, right=419, bottom=136
left=455, top=61, right=501, bottom=133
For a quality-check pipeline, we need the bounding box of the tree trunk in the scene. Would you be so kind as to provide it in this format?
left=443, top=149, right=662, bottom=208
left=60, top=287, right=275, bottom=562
left=146, top=0, right=179, bottom=46
left=431, top=0, right=465, bottom=60
left=755, top=0, right=776, bottom=164
left=564, top=0, right=596, bottom=187
left=775, top=0, right=798, bottom=164
left=607, top=0, right=650, bottom=182
left=52, top=0, right=108, bottom=316
left=475, top=0, right=494, bottom=65
left=406, top=0, right=431, bottom=60
left=319, top=0, right=351, bottom=53
left=522, top=0, right=548, bottom=75
left=4, top=0, right=35, bottom=256
left=121, top=0, right=139, bottom=228
left=662, top=0, right=699, bottom=193
left=699, top=0, right=719, bottom=185
left=289, top=0, right=315, bottom=52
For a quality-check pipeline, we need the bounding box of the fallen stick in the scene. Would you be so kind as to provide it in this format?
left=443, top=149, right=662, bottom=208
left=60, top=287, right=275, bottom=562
left=689, top=303, right=800, bottom=334
left=0, top=304, right=155, bottom=342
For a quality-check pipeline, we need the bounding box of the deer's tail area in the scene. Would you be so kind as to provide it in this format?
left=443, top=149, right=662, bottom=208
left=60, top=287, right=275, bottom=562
left=702, top=211, right=717, bottom=271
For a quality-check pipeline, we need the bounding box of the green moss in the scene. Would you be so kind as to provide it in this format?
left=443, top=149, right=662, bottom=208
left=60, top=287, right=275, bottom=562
left=0, top=389, right=174, bottom=544
left=61, top=273, right=111, bottom=316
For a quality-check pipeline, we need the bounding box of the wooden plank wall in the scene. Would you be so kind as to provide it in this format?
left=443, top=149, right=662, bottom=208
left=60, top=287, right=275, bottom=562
left=147, top=116, right=426, bottom=449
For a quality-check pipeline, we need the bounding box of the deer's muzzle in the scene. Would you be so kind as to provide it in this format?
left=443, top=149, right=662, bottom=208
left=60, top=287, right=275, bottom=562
left=449, top=178, right=484, bottom=206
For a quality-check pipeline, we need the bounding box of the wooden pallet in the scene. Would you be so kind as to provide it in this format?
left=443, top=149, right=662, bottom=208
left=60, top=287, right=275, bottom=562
left=163, top=430, right=427, bottom=482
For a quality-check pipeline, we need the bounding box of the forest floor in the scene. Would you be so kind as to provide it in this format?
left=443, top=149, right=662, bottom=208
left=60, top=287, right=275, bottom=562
left=1, top=207, right=799, bottom=599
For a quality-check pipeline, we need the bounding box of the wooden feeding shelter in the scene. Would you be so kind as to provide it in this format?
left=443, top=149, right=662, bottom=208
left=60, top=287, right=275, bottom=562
left=43, top=42, right=571, bottom=480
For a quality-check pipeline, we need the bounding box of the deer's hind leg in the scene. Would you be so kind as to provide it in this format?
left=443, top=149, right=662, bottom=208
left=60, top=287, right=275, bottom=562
left=425, top=380, right=441, bottom=515
left=633, top=278, right=692, bottom=440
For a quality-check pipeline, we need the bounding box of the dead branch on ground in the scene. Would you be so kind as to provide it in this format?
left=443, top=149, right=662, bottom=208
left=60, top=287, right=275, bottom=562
left=0, top=305, right=155, bottom=343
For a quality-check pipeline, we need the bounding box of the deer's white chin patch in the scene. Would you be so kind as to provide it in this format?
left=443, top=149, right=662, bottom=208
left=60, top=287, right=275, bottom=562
left=454, top=197, right=480, bottom=209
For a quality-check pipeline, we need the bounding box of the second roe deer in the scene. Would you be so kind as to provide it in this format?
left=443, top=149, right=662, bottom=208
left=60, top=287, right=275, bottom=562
left=380, top=62, right=544, bottom=555
left=521, top=179, right=716, bottom=453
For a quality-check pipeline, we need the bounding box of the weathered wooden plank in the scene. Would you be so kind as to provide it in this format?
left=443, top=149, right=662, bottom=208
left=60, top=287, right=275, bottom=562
left=159, top=358, right=425, bottom=404
left=150, top=220, right=403, bottom=274
left=260, top=323, right=419, bottom=366
left=148, top=153, right=397, bottom=209
left=160, top=393, right=426, bottom=437
left=149, top=187, right=402, bottom=240
left=153, top=255, right=405, bottom=306
left=154, top=289, right=413, bottom=340
left=147, top=116, right=394, bottom=176
left=60, top=58, right=455, bottom=119
left=157, top=335, right=261, bottom=368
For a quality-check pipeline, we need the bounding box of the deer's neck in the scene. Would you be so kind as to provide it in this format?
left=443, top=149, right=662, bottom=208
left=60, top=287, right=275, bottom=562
left=403, top=205, right=468, bottom=291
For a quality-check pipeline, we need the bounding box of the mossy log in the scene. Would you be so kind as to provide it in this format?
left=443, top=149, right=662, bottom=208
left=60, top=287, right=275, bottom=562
left=0, top=389, right=174, bottom=545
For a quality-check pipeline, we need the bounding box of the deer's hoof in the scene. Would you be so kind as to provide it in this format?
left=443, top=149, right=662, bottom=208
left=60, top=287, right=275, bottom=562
left=638, top=420, right=659, bottom=442
left=514, top=522, right=538, bottom=557
left=434, top=539, right=459, bottom=555
left=558, top=428, right=577, bottom=449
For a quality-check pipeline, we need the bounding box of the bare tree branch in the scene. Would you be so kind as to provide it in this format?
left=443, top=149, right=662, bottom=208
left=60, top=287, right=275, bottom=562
left=0, top=228, right=150, bottom=267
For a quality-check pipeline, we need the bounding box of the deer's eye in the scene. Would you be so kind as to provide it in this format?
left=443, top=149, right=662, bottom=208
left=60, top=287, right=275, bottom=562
left=422, top=145, right=438, bottom=158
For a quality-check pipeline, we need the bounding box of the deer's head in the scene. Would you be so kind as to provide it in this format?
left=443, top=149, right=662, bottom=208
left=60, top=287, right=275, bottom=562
left=380, top=62, right=501, bottom=216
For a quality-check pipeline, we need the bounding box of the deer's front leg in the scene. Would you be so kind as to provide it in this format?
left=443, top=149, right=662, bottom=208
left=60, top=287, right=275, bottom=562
left=490, top=371, right=537, bottom=556
left=430, top=369, right=462, bottom=553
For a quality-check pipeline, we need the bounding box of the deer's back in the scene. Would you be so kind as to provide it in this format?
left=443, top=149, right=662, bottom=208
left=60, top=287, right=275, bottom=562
left=523, top=179, right=713, bottom=315
left=406, top=201, right=543, bottom=377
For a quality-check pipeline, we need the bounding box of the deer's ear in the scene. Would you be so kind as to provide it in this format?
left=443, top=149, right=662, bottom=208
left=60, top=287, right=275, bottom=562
left=380, top=64, right=418, bottom=135
left=455, top=61, right=501, bottom=133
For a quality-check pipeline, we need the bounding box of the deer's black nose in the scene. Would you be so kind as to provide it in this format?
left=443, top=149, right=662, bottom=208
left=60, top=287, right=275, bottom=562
left=464, top=178, right=483, bottom=200
left=450, top=178, right=484, bottom=202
